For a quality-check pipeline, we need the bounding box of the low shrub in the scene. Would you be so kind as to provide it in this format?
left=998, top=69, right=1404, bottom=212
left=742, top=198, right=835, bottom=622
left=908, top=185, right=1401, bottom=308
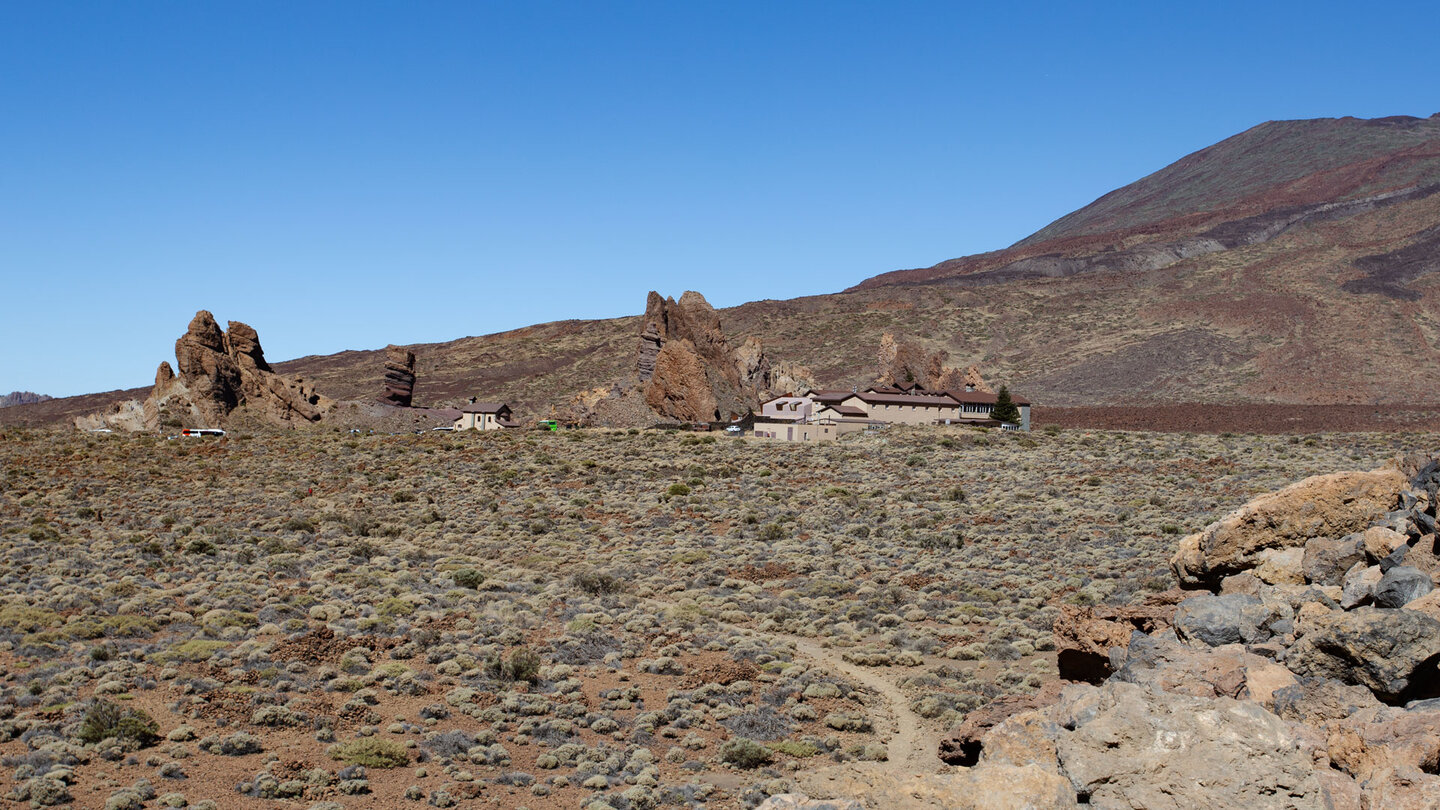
left=330, top=737, right=410, bottom=768
left=719, top=737, right=773, bottom=768
left=486, top=646, right=542, bottom=683
left=452, top=568, right=484, bottom=589
left=768, top=740, right=820, bottom=758
left=571, top=569, right=622, bottom=596
left=76, top=701, right=159, bottom=747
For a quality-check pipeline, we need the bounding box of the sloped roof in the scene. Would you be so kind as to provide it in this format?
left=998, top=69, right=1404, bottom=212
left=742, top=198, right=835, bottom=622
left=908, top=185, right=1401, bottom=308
left=461, top=401, right=511, bottom=414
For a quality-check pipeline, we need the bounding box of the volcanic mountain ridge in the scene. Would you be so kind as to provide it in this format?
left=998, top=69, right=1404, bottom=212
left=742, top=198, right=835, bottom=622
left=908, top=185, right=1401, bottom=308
left=8, top=113, right=1440, bottom=430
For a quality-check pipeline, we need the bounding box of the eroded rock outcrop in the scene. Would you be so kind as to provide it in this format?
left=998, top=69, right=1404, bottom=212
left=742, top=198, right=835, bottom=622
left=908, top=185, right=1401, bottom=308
left=637, top=291, right=746, bottom=422
left=379, top=346, right=417, bottom=407
left=77, top=311, right=332, bottom=431
left=567, top=290, right=813, bottom=426
left=0, top=391, right=52, bottom=409
left=876, top=332, right=988, bottom=393
left=735, top=336, right=815, bottom=399
left=645, top=338, right=718, bottom=423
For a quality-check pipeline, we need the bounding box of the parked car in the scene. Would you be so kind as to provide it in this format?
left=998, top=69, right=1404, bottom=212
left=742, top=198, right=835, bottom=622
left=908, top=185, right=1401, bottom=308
left=724, top=425, right=743, bottom=435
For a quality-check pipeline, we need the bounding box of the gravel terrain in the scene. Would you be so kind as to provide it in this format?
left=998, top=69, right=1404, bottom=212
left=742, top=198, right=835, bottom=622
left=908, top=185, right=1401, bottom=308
left=0, top=424, right=1426, bottom=808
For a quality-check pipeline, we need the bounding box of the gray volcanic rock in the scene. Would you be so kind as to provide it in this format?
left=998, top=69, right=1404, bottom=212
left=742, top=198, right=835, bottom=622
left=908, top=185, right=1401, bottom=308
left=1341, top=563, right=1384, bottom=609
left=1110, top=632, right=1296, bottom=706
left=756, top=797, right=863, bottom=810
left=1375, top=566, right=1434, bottom=609
left=1173, top=593, right=1267, bottom=647
left=1286, top=607, right=1440, bottom=703
left=636, top=323, right=662, bottom=383
left=1052, top=682, right=1326, bottom=809
left=1272, top=677, right=1384, bottom=726
left=1303, top=534, right=1366, bottom=586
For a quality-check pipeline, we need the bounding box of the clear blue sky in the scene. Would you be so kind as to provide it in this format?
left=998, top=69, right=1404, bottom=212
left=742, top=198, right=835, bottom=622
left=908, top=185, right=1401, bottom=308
left=3, top=1, right=1437, bottom=397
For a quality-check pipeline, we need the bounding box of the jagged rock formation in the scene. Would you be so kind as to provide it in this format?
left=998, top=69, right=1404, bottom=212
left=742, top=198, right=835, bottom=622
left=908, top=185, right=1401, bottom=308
left=876, top=333, right=988, bottom=392
left=646, top=337, right=719, bottom=422
left=565, top=290, right=813, bottom=426
left=637, top=291, right=744, bottom=422
left=736, top=336, right=816, bottom=398
left=637, top=291, right=815, bottom=422
left=77, top=311, right=331, bottom=431
left=636, top=323, right=662, bottom=383
left=0, top=392, right=51, bottom=409
left=379, top=346, right=417, bottom=407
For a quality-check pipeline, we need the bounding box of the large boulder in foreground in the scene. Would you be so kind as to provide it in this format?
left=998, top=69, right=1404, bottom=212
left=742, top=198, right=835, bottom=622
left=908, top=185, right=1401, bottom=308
left=1171, top=468, right=1406, bottom=590
left=1111, top=632, right=1297, bottom=707
left=1049, top=681, right=1327, bottom=809
left=1285, top=607, right=1440, bottom=704
left=793, top=763, right=1077, bottom=810
left=938, top=687, right=1062, bottom=766
left=1051, top=596, right=1178, bottom=682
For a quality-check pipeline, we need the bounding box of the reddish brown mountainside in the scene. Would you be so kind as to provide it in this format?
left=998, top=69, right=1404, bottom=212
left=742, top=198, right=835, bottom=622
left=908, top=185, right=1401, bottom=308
left=8, top=113, right=1440, bottom=430
left=279, top=115, right=1440, bottom=412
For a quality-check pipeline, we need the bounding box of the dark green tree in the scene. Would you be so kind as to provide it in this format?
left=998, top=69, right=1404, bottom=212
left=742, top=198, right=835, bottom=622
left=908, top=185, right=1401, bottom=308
left=990, top=385, right=1021, bottom=425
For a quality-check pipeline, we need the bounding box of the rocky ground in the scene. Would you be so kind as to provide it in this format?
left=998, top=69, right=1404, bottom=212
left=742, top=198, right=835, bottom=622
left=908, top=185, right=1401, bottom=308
left=786, top=450, right=1440, bottom=808
left=0, top=424, right=1428, bottom=809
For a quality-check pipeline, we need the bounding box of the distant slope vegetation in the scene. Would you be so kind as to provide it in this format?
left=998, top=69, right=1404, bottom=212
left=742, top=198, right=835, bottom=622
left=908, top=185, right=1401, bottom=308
left=9, top=113, right=1440, bottom=428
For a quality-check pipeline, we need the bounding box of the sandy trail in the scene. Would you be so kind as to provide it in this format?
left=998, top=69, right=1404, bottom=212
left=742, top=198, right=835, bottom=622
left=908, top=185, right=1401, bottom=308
left=641, top=595, right=932, bottom=773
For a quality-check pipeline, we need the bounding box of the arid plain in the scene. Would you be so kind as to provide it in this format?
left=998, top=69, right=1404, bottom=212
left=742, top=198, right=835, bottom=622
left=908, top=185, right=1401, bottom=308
left=0, top=424, right=1427, bottom=808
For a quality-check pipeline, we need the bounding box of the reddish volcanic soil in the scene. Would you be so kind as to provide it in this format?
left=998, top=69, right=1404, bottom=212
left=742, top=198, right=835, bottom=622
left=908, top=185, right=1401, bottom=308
left=1037, top=403, right=1440, bottom=434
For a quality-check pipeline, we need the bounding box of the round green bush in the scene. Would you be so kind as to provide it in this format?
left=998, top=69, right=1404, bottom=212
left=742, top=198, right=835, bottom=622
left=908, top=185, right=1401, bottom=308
left=719, top=737, right=773, bottom=768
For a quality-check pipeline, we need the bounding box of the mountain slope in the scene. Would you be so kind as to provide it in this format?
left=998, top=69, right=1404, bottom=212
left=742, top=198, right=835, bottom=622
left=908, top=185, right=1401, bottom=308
left=275, top=114, right=1440, bottom=410
left=8, top=113, right=1440, bottom=428
left=1018, top=114, right=1440, bottom=247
